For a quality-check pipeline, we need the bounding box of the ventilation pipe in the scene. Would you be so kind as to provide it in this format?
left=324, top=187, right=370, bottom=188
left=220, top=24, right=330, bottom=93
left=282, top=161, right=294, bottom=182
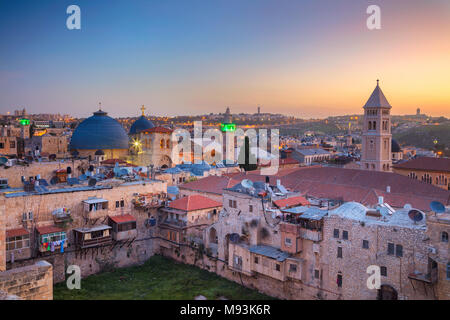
left=386, top=186, right=391, bottom=193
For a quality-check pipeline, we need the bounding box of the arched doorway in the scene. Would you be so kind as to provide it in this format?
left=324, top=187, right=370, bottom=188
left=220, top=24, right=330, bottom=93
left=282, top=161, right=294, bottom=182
left=209, top=227, right=218, bottom=244
left=377, top=285, right=398, bottom=300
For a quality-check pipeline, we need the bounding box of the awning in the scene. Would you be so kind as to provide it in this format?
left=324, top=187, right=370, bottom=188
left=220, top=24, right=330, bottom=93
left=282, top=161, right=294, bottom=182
left=6, top=227, right=29, bottom=238
left=83, top=198, right=108, bottom=205
left=109, top=214, right=136, bottom=224
left=36, top=225, right=64, bottom=234
left=73, top=225, right=111, bottom=233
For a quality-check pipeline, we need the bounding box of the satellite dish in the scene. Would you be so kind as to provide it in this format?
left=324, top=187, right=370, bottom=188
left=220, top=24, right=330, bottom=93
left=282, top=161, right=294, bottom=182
left=430, top=201, right=445, bottom=213
left=88, top=178, right=97, bottom=187
left=408, top=209, right=424, bottom=223
left=403, top=204, right=412, bottom=210
left=241, top=179, right=253, bottom=189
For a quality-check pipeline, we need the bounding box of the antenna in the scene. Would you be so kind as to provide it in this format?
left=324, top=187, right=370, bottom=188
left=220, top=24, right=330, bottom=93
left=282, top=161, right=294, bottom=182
left=430, top=201, right=445, bottom=213
left=408, top=209, right=424, bottom=223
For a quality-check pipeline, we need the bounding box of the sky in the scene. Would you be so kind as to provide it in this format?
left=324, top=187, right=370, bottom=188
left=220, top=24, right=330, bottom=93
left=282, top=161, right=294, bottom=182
left=0, top=0, right=449, bottom=119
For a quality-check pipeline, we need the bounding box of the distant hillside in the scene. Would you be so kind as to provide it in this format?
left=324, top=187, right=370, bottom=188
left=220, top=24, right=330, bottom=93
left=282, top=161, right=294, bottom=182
left=393, top=124, right=450, bottom=151
left=280, top=122, right=342, bottom=136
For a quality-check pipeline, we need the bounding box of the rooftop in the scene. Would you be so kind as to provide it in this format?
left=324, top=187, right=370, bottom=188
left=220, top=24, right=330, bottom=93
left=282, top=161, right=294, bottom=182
left=393, top=157, right=450, bottom=173
left=168, top=195, right=222, bottom=212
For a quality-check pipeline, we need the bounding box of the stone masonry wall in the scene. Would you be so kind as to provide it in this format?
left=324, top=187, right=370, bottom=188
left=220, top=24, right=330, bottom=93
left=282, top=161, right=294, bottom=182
left=0, top=261, right=53, bottom=300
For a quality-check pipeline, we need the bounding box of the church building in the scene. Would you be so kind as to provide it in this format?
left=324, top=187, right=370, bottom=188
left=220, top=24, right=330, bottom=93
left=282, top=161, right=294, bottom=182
left=128, top=106, right=174, bottom=168
left=361, top=80, right=393, bottom=172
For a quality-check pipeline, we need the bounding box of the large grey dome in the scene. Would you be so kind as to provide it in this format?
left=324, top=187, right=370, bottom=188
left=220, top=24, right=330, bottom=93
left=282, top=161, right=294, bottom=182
left=69, top=110, right=129, bottom=150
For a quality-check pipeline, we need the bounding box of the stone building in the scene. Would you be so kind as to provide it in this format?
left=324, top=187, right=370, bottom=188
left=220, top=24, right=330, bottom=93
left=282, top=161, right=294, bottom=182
left=0, top=176, right=166, bottom=285
left=393, top=157, right=450, bottom=190
left=128, top=106, right=174, bottom=168
left=361, top=80, right=392, bottom=172
left=158, top=195, right=222, bottom=254
left=25, top=134, right=70, bottom=159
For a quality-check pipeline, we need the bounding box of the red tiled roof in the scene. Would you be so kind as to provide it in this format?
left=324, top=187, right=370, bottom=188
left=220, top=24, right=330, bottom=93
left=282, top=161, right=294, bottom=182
left=168, top=195, right=222, bottom=212
left=259, top=158, right=300, bottom=167
left=221, top=166, right=450, bottom=211
left=109, top=214, right=136, bottom=224
left=273, top=196, right=309, bottom=209
left=393, top=157, right=450, bottom=173
left=179, top=175, right=235, bottom=195
left=141, top=126, right=173, bottom=134
left=6, top=227, right=29, bottom=238
left=36, top=225, right=64, bottom=234
left=101, top=159, right=128, bottom=165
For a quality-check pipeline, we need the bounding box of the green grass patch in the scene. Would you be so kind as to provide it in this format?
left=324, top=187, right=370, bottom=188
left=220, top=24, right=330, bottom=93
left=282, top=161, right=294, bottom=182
left=54, top=255, right=273, bottom=300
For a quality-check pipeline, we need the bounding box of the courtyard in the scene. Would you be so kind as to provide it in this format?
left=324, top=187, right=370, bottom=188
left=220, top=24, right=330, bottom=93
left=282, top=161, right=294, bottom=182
left=54, top=255, right=273, bottom=300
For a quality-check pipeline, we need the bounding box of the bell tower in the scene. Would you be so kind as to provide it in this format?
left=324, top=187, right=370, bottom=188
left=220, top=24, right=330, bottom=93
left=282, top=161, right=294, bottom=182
left=361, top=80, right=392, bottom=172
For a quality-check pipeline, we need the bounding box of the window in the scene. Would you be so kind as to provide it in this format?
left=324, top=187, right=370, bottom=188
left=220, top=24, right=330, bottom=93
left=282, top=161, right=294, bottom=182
left=314, top=269, right=320, bottom=279
left=337, top=247, right=342, bottom=258
left=254, top=256, right=259, bottom=264
left=388, top=242, right=395, bottom=255
left=363, top=240, right=369, bottom=249
left=289, top=264, right=297, bottom=272
left=342, top=230, right=348, bottom=240
left=116, top=201, right=120, bottom=208
left=337, top=274, right=342, bottom=288
left=160, top=139, right=164, bottom=149
left=275, top=264, right=280, bottom=272
left=396, top=244, right=403, bottom=257
left=40, top=232, right=66, bottom=244
left=333, top=229, right=339, bottom=238
left=285, top=237, right=292, bottom=246
left=0, top=142, right=4, bottom=149
left=10, top=141, right=15, bottom=148
left=117, top=221, right=136, bottom=232
left=442, top=232, right=449, bottom=243
left=6, top=234, right=30, bottom=251
left=166, top=139, right=170, bottom=149
left=249, top=205, right=253, bottom=212
left=120, top=200, right=124, bottom=207
left=380, top=266, right=387, bottom=277
left=229, top=199, right=233, bottom=207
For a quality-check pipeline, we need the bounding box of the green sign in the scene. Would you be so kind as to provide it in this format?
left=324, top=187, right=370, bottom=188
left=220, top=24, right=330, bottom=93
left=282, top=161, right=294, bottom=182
left=19, top=119, right=30, bottom=126
left=220, top=123, right=236, bottom=132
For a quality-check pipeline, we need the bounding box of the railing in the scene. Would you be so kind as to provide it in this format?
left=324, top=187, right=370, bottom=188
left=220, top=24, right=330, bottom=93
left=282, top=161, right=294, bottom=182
left=77, top=236, right=112, bottom=249
left=161, top=219, right=187, bottom=228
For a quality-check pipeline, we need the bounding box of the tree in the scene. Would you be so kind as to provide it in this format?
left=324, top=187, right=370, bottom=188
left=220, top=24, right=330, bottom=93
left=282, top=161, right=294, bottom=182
left=238, top=136, right=258, bottom=171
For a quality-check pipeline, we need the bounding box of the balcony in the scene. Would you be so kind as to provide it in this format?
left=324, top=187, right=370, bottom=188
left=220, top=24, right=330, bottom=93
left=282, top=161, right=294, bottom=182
left=408, top=270, right=438, bottom=284
left=161, top=218, right=187, bottom=228
left=73, top=225, right=113, bottom=249
left=52, top=208, right=72, bottom=224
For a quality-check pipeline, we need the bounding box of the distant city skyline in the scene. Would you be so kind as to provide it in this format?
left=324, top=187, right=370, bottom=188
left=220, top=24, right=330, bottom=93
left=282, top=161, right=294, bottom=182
left=1, top=0, right=449, bottom=118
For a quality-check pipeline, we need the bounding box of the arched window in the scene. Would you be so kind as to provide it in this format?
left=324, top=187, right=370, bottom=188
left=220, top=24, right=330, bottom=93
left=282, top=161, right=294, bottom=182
left=166, top=139, right=170, bottom=149
left=373, top=121, right=376, bottom=130
left=160, top=139, right=164, bottom=149
left=368, top=121, right=372, bottom=130
left=442, top=232, right=449, bottom=243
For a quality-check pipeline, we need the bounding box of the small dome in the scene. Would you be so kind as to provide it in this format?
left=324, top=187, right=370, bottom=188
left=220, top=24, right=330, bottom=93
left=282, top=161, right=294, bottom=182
left=129, top=115, right=155, bottom=135
left=70, top=109, right=129, bottom=150
left=95, top=149, right=105, bottom=156
left=391, top=139, right=401, bottom=153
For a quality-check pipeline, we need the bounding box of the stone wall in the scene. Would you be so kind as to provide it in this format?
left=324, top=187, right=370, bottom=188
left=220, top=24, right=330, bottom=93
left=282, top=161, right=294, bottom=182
left=0, top=261, right=53, bottom=300
left=0, top=159, right=89, bottom=188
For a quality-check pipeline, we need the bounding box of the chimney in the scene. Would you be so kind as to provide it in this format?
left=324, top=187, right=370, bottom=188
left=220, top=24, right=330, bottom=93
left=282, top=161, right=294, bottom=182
left=386, top=186, right=391, bottom=193
left=378, top=196, right=384, bottom=205
left=277, top=179, right=281, bottom=186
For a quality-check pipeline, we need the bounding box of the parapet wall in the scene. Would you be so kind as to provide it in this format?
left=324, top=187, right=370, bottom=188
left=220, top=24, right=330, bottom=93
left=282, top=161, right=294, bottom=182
left=0, top=261, right=53, bottom=300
